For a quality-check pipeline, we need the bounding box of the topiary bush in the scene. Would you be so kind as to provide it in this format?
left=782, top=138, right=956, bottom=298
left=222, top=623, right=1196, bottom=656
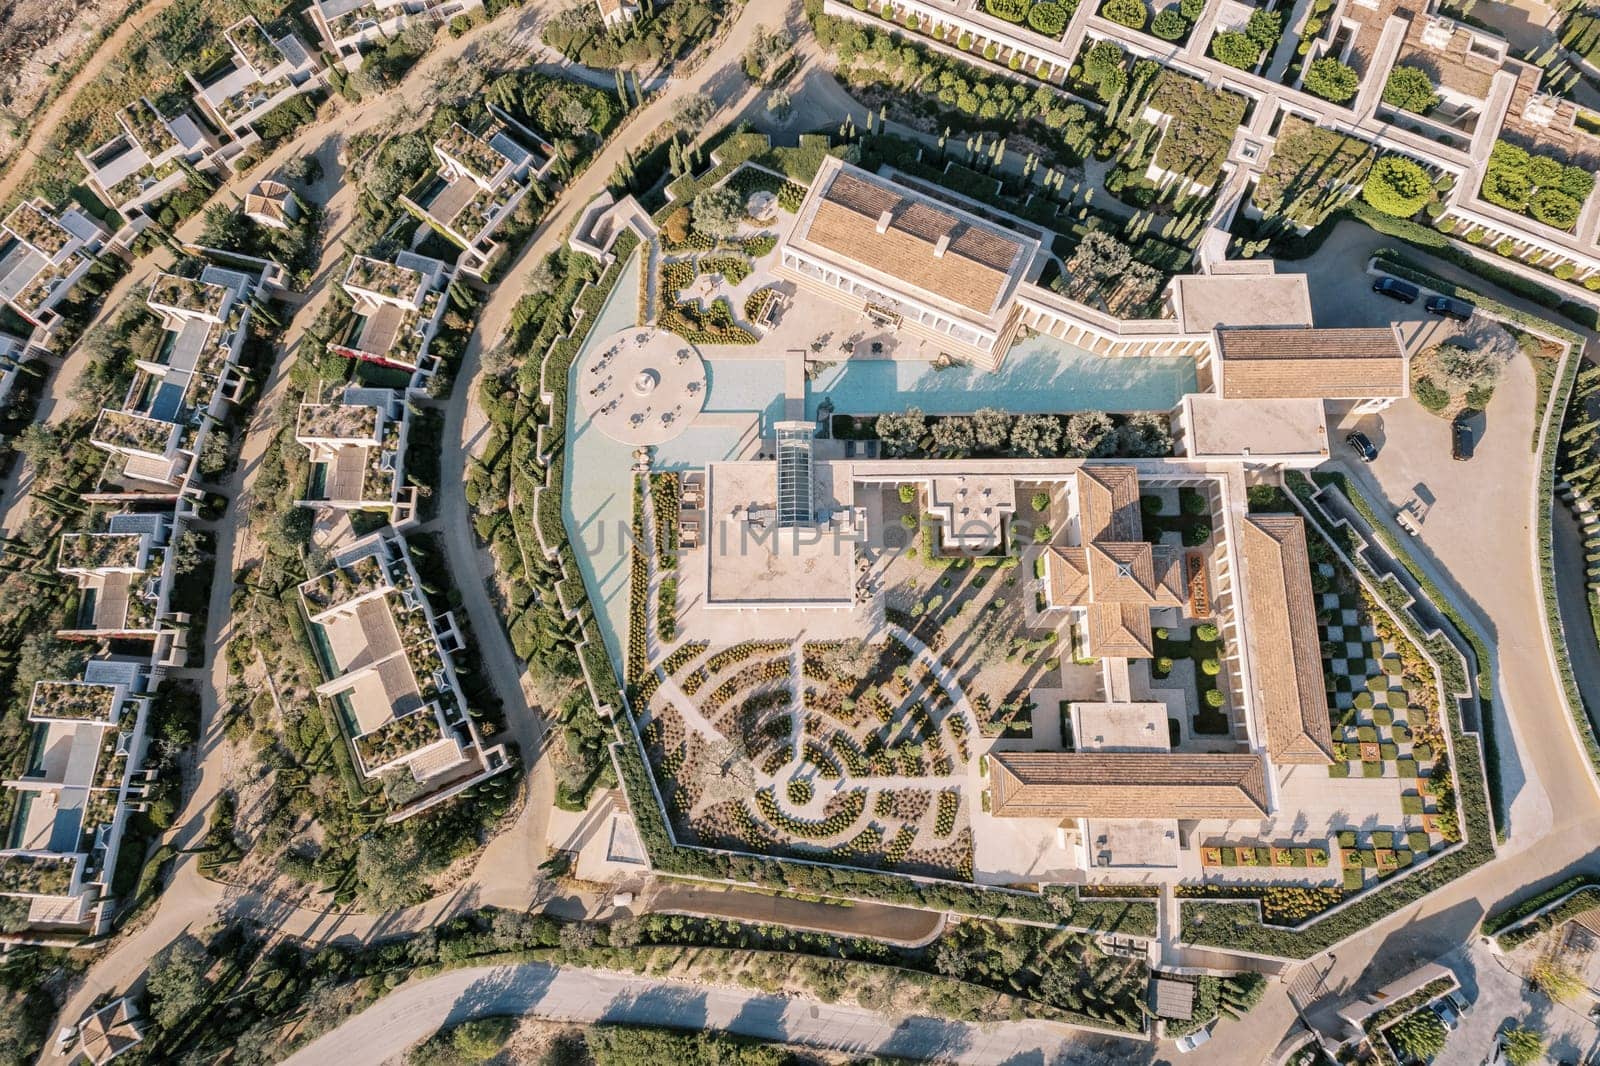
left=1102, top=0, right=1149, bottom=29
left=1361, top=155, right=1433, bottom=218
left=1210, top=31, right=1260, bottom=69
left=1027, top=1, right=1070, bottom=34
left=1151, top=8, right=1189, bottom=39
left=1304, top=57, right=1359, bottom=103
left=985, top=0, right=1029, bottom=20
left=1382, top=65, right=1439, bottom=113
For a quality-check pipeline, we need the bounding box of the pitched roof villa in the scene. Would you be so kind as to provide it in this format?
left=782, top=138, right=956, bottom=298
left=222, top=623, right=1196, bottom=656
left=1241, top=515, right=1338, bottom=764
left=777, top=156, right=1040, bottom=369
left=1215, top=326, right=1408, bottom=407
left=989, top=751, right=1271, bottom=819
left=1043, top=466, right=1187, bottom=658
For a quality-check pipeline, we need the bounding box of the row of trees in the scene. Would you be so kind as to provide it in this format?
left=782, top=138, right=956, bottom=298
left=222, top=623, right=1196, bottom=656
left=873, top=406, right=1173, bottom=459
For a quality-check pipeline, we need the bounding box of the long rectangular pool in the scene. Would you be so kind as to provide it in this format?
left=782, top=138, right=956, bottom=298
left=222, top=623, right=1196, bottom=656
left=805, top=335, right=1197, bottom=419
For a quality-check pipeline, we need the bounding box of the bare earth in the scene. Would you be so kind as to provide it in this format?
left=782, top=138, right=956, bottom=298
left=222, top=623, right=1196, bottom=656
left=0, top=0, right=128, bottom=164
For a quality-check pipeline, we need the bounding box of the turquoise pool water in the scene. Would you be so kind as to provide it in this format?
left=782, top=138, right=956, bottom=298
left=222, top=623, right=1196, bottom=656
left=564, top=262, right=1197, bottom=667
left=564, top=263, right=790, bottom=665
left=805, top=335, right=1197, bottom=419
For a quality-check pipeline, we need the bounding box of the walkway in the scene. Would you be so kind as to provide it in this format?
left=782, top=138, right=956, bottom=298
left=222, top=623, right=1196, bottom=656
left=280, top=960, right=1140, bottom=1066
left=0, top=0, right=187, bottom=207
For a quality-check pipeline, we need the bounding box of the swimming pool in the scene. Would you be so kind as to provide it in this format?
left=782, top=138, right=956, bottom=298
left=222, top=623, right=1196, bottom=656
left=805, top=335, right=1197, bottom=419
left=563, top=259, right=789, bottom=665
left=563, top=262, right=1197, bottom=669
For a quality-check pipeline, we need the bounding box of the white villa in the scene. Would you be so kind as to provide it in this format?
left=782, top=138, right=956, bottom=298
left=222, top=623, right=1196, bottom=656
left=295, top=387, right=417, bottom=524
left=187, top=17, right=321, bottom=142
left=0, top=200, right=109, bottom=336
left=90, top=265, right=255, bottom=495
left=298, top=534, right=509, bottom=820
left=0, top=659, right=154, bottom=939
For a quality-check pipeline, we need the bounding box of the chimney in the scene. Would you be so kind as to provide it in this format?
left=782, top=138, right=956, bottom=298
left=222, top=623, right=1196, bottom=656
left=875, top=210, right=892, bottom=234
left=933, top=233, right=951, bottom=258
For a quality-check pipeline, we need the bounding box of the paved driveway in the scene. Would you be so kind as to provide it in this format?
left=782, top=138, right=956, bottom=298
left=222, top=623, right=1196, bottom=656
left=1439, top=938, right=1600, bottom=1066
left=282, top=961, right=1149, bottom=1066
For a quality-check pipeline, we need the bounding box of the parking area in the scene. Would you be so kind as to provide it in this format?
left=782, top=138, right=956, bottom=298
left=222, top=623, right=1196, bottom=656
left=1439, top=938, right=1600, bottom=1064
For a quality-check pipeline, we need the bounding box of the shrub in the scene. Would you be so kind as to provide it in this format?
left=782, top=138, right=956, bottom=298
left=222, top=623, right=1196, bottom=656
left=1531, top=188, right=1582, bottom=229
left=1204, top=688, right=1225, bottom=708
left=1027, top=1, right=1070, bottom=34
left=1180, top=0, right=1203, bottom=16
left=898, top=484, right=917, bottom=504
left=1210, top=31, right=1260, bottom=69
left=1152, top=9, right=1188, bottom=39
left=1382, top=65, right=1439, bottom=113
left=1304, top=57, right=1359, bottom=103
left=1390, top=1009, right=1447, bottom=1062
left=1031, top=491, right=1051, bottom=512
left=1362, top=156, right=1433, bottom=217
left=1194, top=623, right=1219, bottom=643
left=1555, top=262, right=1577, bottom=280
left=1201, top=658, right=1221, bottom=676
left=1246, top=9, right=1282, bottom=49
left=985, top=0, right=1029, bottom=20
left=1102, top=0, right=1149, bottom=29
left=1414, top=375, right=1449, bottom=412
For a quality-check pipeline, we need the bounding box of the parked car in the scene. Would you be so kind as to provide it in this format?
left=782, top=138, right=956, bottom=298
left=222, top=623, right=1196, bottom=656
left=1175, top=1024, right=1214, bottom=1053
left=1373, top=276, right=1420, bottom=303
left=1433, top=992, right=1463, bottom=1031
left=1347, top=431, right=1379, bottom=462
left=1452, top=414, right=1476, bottom=461
left=1425, top=294, right=1475, bottom=321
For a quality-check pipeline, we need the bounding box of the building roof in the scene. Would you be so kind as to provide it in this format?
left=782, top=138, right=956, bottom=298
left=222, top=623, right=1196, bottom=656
left=793, top=159, right=1030, bottom=317
left=1077, top=466, right=1143, bottom=542
left=1216, top=327, right=1407, bottom=400
left=1241, top=515, right=1337, bottom=764
left=1153, top=976, right=1197, bottom=1020
left=1047, top=545, right=1091, bottom=605
left=78, top=998, right=143, bottom=1065
left=1175, top=273, right=1313, bottom=334
left=1087, top=601, right=1156, bottom=658
left=988, top=751, right=1270, bottom=819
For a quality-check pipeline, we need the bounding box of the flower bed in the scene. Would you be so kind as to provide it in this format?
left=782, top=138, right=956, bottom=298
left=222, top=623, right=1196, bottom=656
left=3, top=201, right=70, bottom=257
left=301, top=553, right=388, bottom=612
left=346, top=255, right=423, bottom=300
left=149, top=273, right=229, bottom=316
left=58, top=533, right=143, bottom=572
left=754, top=787, right=866, bottom=839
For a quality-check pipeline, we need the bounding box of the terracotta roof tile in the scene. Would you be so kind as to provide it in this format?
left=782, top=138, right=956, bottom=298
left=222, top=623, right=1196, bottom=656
left=1242, top=515, right=1336, bottom=764
left=800, top=166, right=1026, bottom=315
left=1217, top=327, right=1406, bottom=400
left=1076, top=466, right=1143, bottom=542
left=989, top=751, right=1270, bottom=819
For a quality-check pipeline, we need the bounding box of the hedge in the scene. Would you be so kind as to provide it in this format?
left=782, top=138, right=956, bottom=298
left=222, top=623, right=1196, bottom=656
left=1180, top=477, right=1496, bottom=957
left=1368, top=251, right=1599, bottom=786
left=1483, top=877, right=1600, bottom=948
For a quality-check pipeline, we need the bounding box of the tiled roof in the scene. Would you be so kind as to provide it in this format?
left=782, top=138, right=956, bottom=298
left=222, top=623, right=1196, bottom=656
left=989, top=751, right=1270, bottom=819
left=1076, top=466, right=1143, bottom=542
left=1087, top=601, right=1155, bottom=658
left=799, top=165, right=1026, bottom=316
left=1088, top=541, right=1161, bottom=604
left=1047, top=546, right=1091, bottom=606
left=1217, top=327, right=1406, bottom=399
left=1242, top=515, right=1336, bottom=764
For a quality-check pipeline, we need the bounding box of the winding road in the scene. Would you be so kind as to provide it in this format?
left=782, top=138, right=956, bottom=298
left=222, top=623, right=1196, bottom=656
left=28, top=2, right=1600, bottom=1064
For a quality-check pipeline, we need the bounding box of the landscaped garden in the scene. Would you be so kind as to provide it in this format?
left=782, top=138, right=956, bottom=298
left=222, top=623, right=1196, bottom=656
left=983, top=0, right=1077, bottom=39
left=637, top=633, right=980, bottom=881
left=1152, top=622, right=1228, bottom=735
left=1479, top=140, right=1596, bottom=232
